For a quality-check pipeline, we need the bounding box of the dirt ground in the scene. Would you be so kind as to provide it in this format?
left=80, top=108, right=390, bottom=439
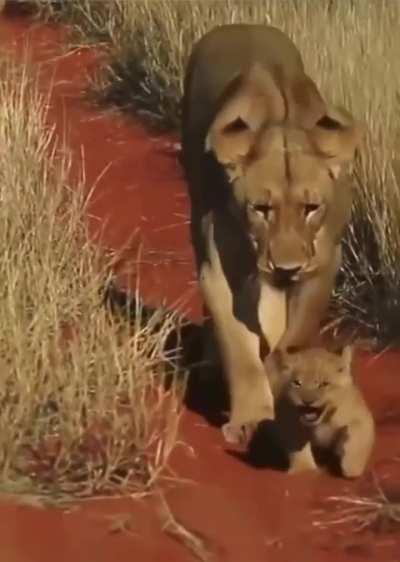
left=0, top=8, right=399, bottom=562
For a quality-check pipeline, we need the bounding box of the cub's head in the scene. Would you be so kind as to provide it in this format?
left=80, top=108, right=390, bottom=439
left=205, top=64, right=363, bottom=287
left=267, top=346, right=353, bottom=426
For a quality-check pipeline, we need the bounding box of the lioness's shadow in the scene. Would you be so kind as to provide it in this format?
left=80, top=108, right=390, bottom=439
left=227, top=420, right=289, bottom=471
left=228, top=423, right=345, bottom=475
left=104, top=282, right=228, bottom=427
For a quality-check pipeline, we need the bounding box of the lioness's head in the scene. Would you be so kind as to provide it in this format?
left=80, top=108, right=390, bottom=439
left=206, top=65, right=363, bottom=286
left=267, top=346, right=353, bottom=426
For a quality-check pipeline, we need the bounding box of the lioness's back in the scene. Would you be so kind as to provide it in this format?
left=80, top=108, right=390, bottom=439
left=182, top=24, right=303, bottom=136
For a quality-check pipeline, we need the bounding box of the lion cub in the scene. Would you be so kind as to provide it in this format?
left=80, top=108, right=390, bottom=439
left=265, top=346, right=375, bottom=478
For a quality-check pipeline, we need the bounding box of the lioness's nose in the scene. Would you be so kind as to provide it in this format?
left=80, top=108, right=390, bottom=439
left=273, top=265, right=301, bottom=283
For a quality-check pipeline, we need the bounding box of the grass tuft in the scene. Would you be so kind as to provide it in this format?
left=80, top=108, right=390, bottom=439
left=0, top=54, right=184, bottom=502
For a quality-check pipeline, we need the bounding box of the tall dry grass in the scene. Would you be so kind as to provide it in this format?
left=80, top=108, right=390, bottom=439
left=35, top=0, right=400, bottom=346
left=0, top=54, right=184, bottom=502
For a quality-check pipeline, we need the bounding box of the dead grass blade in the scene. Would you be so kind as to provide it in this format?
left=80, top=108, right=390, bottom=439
left=313, top=475, right=400, bottom=534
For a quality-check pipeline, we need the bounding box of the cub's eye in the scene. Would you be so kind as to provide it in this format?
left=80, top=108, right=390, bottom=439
left=291, top=379, right=302, bottom=388
left=304, top=203, right=320, bottom=217
left=252, top=203, right=273, bottom=218
left=318, top=381, right=330, bottom=388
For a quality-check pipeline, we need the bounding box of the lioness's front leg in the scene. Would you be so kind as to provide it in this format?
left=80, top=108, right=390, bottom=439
left=200, top=264, right=274, bottom=441
left=279, top=246, right=341, bottom=350
left=199, top=248, right=276, bottom=445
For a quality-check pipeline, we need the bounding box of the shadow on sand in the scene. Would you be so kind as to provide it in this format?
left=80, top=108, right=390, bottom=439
left=104, top=282, right=303, bottom=473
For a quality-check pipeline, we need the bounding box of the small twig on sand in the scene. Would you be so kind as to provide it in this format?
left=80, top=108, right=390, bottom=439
left=105, top=512, right=136, bottom=536
left=157, top=491, right=215, bottom=562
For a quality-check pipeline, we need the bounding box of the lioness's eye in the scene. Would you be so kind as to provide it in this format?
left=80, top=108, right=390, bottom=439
left=319, top=381, right=329, bottom=388
left=304, top=204, right=319, bottom=216
left=291, top=379, right=302, bottom=387
left=252, top=203, right=273, bottom=218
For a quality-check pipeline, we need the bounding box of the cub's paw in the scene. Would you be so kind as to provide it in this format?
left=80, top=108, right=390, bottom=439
left=340, top=457, right=365, bottom=479
left=288, top=447, right=319, bottom=474
left=288, top=461, right=319, bottom=475
left=337, top=433, right=368, bottom=479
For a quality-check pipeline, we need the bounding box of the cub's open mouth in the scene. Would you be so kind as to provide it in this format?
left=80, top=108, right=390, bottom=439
left=298, top=405, right=325, bottom=426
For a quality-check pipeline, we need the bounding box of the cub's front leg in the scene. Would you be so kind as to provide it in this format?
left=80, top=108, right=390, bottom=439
left=336, top=419, right=375, bottom=479
left=288, top=442, right=319, bottom=474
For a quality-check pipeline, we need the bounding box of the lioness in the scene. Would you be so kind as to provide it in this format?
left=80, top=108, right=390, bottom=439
left=181, top=24, right=363, bottom=443
left=265, top=346, right=375, bottom=477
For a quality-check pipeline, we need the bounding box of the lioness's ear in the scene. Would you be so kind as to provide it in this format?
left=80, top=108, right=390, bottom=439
left=309, top=106, right=364, bottom=178
left=285, top=74, right=327, bottom=130
left=205, top=63, right=285, bottom=168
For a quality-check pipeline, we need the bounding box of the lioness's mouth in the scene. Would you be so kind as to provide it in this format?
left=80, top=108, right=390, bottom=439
left=265, top=270, right=299, bottom=289
left=298, top=405, right=325, bottom=426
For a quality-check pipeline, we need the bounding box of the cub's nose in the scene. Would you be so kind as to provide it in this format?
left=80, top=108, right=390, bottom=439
left=273, top=265, right=301, bottom=285
left=302, top=399, right=315, bottom=407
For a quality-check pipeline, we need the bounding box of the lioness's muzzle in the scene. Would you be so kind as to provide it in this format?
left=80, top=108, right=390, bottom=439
left=272, top=265, right=301, bottom=285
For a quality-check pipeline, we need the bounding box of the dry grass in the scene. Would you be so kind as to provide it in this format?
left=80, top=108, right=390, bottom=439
left=33, top=0, right=400, bottom=346
left=0, top=54, right=185, bottom=502
left=312, top=476, right=400, bottom=535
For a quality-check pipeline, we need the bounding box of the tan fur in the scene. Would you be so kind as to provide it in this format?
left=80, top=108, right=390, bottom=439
left=265, top=346, right=375, bottom=477
left=181, top=24, right=363, bottom=444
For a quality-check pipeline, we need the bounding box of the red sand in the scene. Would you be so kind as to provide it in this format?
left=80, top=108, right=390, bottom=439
left=0, top=8, right=399, bottom=562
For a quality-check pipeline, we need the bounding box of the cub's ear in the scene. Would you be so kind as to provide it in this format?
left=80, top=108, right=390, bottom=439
left=341, top=345, right=354, bottom=372
left=308, top=106, right=364, bottom=179
left=205, top=63, right=285, bottom=172
left=264, top=348, right=284, bottom=372
left=264, top=346, right=295, bottom=372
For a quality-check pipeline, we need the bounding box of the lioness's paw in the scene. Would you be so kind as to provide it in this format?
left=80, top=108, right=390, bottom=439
left=221, top=421, right=258, bottom=447
left=223, top=394, right=274, bottom=446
